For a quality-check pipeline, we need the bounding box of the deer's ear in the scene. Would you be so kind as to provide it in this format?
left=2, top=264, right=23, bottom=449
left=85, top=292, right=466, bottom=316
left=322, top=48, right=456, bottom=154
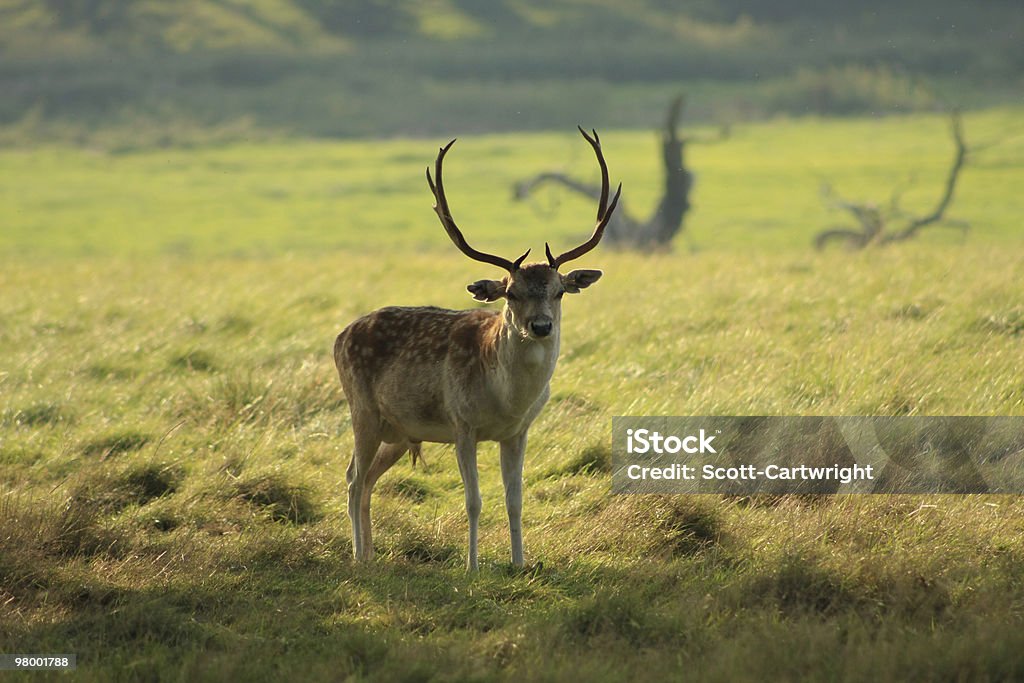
left=561, top=269, right=602, bottom=294
left=467, top=279, right=506, bottom=302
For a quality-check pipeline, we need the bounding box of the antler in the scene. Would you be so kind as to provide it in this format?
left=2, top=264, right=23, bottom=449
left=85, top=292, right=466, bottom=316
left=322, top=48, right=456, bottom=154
left=427, top=140, right=530, bottom=273
left=545, top=127, right=622, bottom=270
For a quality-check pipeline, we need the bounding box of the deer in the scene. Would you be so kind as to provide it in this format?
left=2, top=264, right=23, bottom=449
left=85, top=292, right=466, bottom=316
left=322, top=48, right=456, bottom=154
left=333, top=127, right=621, bottom=570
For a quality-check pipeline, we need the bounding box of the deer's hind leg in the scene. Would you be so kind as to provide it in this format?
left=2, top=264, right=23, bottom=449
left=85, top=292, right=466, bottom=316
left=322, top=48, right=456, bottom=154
left=347, top=408, right=382, bottom=562
left=359, top=440, right=411, bottom=560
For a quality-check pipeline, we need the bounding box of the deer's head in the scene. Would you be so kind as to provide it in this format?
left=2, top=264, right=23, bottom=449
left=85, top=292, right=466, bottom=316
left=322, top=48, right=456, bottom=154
left=427, top=128, right=620, bottom=340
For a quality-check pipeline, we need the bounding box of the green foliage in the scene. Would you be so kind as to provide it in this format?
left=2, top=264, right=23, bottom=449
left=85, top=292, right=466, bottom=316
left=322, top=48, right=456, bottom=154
left=0, top=1, right=1021, bottom=146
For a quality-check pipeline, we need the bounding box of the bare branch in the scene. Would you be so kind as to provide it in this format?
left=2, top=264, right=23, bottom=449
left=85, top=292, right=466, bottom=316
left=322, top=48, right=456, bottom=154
left=814, top=111, right=972, bottom=250
left=513, top=172, right=603, bottom=203
left=886, top=111, right=967, bottom=242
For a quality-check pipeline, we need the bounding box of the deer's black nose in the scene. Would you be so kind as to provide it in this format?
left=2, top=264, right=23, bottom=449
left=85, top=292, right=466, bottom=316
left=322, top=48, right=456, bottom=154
left=530, top=320, right=553, bottom=337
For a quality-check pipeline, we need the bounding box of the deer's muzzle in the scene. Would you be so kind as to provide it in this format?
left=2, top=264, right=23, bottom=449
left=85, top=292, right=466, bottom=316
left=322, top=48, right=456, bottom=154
left=529, top=318, right=553, bottom=338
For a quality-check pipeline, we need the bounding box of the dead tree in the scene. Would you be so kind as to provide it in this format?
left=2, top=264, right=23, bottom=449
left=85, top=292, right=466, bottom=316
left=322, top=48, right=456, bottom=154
left=514, top=96, right=726, bottom=251
left=814, top=112, right=970, bottom=250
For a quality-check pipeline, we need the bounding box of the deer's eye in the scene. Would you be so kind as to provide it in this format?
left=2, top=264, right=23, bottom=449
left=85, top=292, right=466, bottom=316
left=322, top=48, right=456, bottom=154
left=506, top=291, right=519, bottom=302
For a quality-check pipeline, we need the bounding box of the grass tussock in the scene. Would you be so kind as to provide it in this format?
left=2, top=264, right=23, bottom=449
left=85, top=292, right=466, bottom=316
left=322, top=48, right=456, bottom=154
left=0, top=496, right=53, bottom=599
left=380, top=515, right=460, bottom=565
left=216, top=314, right=255, bottom=335
left=5, top=402, right=72, bottom=427
left=182, top=374, right=271, bottom=426
left=49, top=499, right=124, bottom=558
left=81, top=430, right=152, bottom=458
left=2, top=463, right=184, bottom=569
left=84, top=362, right=138, bottom=381
left=230, top=473, right=320, bottom=525
left=169, top=349, right=218, bottom=373
left=570, top=496, right=724, bottom=558
left=974, top=309, right=1024, bottom=337
left=0, top=491, right=124, bottom=570
left=0, top=446, right=44, bottom=466
left=376, top=477, right=435, bottom=503
left=70, top=463, right=183, bottom=514
left=731, top=550, right=953, bottom=622
left=550, top=444, right=611, bottom=477
left=177, top=372, right=344, bottom=429
left=142, top=504, right=182, bottom=532
left=741, top=552, right=858, bottom=615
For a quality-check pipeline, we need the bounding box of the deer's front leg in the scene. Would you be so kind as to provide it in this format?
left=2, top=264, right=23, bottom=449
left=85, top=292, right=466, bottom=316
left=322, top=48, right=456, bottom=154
left=454, top=429, right=481, bottom=571
left=499, top=431, right=527, bottom=567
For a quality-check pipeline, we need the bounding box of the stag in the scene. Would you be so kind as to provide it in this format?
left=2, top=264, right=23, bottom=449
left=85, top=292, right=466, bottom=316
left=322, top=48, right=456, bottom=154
left=334, top=128, right=620, bottom=570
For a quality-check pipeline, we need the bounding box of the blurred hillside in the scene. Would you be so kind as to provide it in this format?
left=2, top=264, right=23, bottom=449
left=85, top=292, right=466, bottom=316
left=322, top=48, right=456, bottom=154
left=1, top=0, right=1022, bottom=146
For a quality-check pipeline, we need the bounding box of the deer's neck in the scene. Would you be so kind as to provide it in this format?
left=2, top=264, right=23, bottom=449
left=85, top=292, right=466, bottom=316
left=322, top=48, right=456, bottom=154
left=490, top=310, right=559, bottom=412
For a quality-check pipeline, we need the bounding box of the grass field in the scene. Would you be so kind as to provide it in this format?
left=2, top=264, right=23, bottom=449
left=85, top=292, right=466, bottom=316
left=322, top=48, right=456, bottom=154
left=3, top=109, right=1023, bottom=258
left=2, top=110, right=1024, bottom=680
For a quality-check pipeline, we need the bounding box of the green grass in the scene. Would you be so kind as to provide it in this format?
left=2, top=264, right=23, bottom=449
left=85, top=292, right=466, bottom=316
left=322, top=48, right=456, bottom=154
left=2, top=111, right=1024, bottom=680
